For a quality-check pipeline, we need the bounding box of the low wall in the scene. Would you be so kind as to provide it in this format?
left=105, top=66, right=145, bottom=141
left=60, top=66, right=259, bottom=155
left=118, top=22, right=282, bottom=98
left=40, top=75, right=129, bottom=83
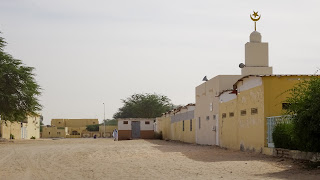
left=263, top=147, right=320, bottom=162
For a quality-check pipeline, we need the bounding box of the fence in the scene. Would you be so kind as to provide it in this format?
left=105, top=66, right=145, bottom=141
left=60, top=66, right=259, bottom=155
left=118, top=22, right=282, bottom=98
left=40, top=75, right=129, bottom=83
left=266, top=115, right=293, bottom=148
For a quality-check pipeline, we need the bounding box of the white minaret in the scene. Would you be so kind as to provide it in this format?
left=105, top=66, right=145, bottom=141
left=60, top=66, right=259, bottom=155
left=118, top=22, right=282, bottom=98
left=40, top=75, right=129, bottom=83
left=241, top=12, right=273, bottom=75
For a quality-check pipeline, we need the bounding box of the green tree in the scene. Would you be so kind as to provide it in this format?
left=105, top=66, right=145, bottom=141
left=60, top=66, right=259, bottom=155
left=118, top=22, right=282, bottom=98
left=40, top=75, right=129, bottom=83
left=285, top=77, right=320, bottom=152
left=0, top=33, right=42, bottom=121
left=113, top=93, right=173, bottom=118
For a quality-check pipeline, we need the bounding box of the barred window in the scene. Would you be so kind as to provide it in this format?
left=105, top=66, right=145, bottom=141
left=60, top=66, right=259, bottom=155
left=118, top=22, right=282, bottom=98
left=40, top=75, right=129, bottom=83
left=123, top=121, right=128, bottom=124
left=241, top=110, right=246, bottom=116
left=229, top=112, right=234, bottom=117
left=251, top=108, right=258, bottom=115
left=222, top=113, right=226, bottom=118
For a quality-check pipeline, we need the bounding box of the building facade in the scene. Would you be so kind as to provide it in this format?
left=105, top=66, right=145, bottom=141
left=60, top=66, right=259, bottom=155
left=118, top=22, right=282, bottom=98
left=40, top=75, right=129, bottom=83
left=117, top=118, right=154, bottom=140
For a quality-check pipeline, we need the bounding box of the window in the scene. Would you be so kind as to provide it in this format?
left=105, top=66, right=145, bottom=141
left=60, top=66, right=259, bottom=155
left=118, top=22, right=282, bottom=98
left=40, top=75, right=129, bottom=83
left=206, top=116, right=210, bottom=120
left=57, top=132, right=61, bottom=135
left=222, top=113, right=226, bottom=118
left=251, top=108, right=258, bottom=115
left=145, top=121, right=150, bottom=125
left=59, top=122, right=61, bottom=124
left=93, top=122, right=95, bottom=124
left=182, top=120, right=185, bottom=131
left=123, top=121, right=128, bottom=124
left=49, top=132, right=50, bottom=135
left=241, top=110, right=246, bottom=116
left=282, top=103, right=290, bottom=110
left=198, top=117, right=201, bottom=129
left=190, top=119, right=192, bottom=131
left=213, top=115, right=216, bottom=120
left=229, top=112, right=234, bottom=117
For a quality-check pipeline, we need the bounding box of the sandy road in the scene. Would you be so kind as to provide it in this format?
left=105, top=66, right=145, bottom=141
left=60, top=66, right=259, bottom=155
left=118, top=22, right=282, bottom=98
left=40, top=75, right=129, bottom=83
left=0, top=138, right=319, bottom=180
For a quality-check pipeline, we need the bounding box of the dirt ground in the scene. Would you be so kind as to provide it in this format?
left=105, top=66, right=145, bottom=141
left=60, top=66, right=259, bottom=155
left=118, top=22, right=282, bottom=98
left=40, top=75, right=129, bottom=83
left=0, top=139, right=319, bottom=180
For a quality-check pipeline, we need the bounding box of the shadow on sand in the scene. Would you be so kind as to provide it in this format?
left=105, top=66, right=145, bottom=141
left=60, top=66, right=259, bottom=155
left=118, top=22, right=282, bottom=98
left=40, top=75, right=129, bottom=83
left=144, top=139, right=320, bottom=179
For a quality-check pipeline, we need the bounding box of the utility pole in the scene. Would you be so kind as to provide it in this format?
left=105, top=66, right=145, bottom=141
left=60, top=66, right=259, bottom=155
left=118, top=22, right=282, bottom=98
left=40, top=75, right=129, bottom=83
left=103, top=103, right=106, bottom=138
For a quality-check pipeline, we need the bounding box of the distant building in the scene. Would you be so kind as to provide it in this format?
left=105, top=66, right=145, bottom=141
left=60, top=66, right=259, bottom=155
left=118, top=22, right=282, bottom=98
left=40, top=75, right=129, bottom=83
left=42, top=119, right=99, bottom=138
left=0, top=116, right=41, bottom=139
left=117, top=118, right=154, bottom=140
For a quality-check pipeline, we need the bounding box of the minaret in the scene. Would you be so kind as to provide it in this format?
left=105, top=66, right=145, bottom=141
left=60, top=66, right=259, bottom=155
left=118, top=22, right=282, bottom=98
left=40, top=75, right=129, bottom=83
left=241, top=11, right=273, bottom=76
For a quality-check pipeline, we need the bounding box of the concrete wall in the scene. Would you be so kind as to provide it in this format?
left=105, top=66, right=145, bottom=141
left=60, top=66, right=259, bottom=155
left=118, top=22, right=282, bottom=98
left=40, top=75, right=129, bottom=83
left=156, top=105, right=196, bottom=144
left=195, top=75, right=242, bottom=145
left=218, top=75, right=319, bottom=152
left=99, top=125, right=117, bottom=137
left=219, top=77, right=265, bottom=152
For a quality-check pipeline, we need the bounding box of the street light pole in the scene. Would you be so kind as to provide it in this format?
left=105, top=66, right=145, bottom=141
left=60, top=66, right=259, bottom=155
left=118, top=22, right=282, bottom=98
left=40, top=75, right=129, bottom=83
left=103, top=103, right=106, bottom=138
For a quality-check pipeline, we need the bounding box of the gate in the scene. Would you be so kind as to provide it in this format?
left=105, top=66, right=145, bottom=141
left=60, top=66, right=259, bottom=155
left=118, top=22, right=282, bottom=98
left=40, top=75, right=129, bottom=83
left=266, top=115, right=293, bottom=148
left=131, top=121, right=140, bottom=138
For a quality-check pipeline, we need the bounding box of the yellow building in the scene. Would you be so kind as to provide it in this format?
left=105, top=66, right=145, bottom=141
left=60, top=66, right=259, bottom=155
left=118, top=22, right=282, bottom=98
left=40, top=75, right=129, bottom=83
left=42, top=119, right=118, bottom=138
left=42, top=119, right=99, bottom=138
left=156, top=104, right=196, bottom=144
left=218, top=75, right=320, bottom=152
left=0, top=115, right=41, bottom=139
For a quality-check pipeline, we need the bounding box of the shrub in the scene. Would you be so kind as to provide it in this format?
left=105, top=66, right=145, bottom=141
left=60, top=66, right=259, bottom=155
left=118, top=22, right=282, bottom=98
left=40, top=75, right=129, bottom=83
left=86, top=124, right=99, bottom=131
left=30, top=136, right=36, bottom=139
left=285, top=77, right=320, bottom=152
left=10, top=134, right=15, bottom=139
left=272, top=122, right=297, bottom=150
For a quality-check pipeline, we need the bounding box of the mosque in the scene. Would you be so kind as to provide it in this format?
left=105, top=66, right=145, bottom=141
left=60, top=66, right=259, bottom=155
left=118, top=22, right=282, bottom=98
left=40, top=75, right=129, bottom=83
left=156, top=12, right=319, bottom=154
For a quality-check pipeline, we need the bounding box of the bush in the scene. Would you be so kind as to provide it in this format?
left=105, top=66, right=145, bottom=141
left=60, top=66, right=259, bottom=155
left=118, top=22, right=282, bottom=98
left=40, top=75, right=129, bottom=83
left=285, top=77, right=320, bottom=152
left=10, top=134, right=14, bottom=139
left=272, top=122, right=297, bottom=150
left=30, top=136, right=36, bottom=139
left=86, top=124, right=99, bottom=131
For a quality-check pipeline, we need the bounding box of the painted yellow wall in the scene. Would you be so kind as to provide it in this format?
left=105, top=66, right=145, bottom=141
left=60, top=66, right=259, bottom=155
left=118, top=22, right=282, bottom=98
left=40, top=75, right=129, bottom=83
left=0, top=121, right=22, bottom=139
left=220, top=84, right=265, bottom=152
left=156, top=116, right=195, bottom=143
left=156, top=116, right=171, bottom=140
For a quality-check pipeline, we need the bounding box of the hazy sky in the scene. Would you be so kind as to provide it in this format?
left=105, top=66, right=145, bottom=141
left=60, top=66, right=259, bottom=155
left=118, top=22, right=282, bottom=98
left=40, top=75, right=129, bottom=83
left=1, top=0, right=319, bottom=125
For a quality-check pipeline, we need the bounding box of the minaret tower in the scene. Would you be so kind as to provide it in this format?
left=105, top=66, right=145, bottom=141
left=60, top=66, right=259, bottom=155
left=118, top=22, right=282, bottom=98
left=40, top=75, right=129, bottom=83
left=241, top=11, right=273, bottom=75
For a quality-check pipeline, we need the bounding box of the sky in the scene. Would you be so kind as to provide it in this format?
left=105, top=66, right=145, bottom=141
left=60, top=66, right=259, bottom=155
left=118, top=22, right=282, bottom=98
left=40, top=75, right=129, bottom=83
left=1, top=0, right=319, bottom=125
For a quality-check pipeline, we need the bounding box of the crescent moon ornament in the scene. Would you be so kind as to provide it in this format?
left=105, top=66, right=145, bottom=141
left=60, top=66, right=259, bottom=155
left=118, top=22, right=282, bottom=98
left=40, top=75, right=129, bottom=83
left=250, top=11, right=261, bottom=31
left=250, top=14, right=261, bottom=21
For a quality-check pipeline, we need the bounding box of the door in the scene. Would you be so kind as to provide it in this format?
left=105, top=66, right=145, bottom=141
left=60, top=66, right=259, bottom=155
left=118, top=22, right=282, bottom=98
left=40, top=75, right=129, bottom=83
left=131, top=121, right=140, bottom=138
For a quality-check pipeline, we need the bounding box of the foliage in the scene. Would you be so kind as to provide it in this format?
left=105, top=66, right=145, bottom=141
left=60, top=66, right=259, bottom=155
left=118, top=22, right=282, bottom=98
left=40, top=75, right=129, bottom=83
left=30, top=136, right=36, bottom=139
left=57, top=127, right=65, bottom=129
left=10, top=134, right=14, bottom=139
left=0, top=33, right=42, bottom=121
left=285, top=77, right=320, bottom=152
left=113, top=93, right=173, bottom=119
left=103, top=119, right=117, bottom=126
left=86, top=124, right=99, bottom=131
left=272, top=122, right=297, bottom=150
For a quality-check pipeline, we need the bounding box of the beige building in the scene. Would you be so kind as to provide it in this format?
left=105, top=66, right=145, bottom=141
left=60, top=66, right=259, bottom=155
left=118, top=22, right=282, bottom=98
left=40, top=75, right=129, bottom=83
left=195, top=29, right=273, bottom=145
left=0, top=116, right=41, bottom=139
left=117, top=118, right=154, bottom=140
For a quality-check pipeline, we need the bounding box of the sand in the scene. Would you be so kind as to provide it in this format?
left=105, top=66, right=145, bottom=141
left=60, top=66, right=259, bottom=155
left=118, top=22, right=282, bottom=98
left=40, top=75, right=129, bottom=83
left=0, top=138, right=319, bottom=180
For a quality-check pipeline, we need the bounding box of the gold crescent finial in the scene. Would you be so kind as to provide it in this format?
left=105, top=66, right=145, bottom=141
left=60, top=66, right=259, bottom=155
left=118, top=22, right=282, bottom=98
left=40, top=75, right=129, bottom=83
left=250, top=11, right=261, bottom=31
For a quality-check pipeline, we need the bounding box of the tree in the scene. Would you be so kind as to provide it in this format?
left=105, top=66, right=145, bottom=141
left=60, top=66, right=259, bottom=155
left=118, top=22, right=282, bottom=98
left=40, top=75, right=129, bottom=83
left=285, top=77, right=320, bottom=152
left=113, top=93, right=173, bottom=119
left=0, top=33, right=42, bottom=121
